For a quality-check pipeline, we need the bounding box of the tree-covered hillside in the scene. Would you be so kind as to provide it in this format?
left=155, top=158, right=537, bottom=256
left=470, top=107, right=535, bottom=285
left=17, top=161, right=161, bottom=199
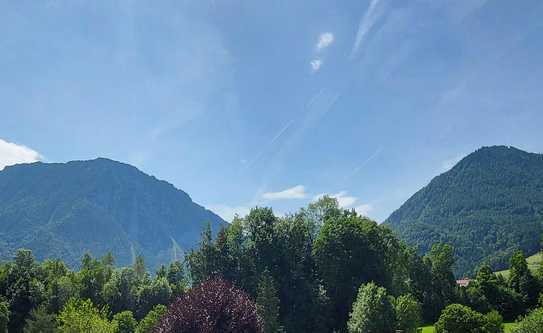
left=0, top=158, right=225, bottom=269
left=386, top=146, right=543, bottom=276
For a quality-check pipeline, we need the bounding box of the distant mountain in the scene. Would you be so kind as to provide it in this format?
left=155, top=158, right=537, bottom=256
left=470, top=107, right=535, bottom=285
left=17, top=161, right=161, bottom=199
left=0, top=158, right=226, bottom=269
left=385, top=146, right=543, bottom=276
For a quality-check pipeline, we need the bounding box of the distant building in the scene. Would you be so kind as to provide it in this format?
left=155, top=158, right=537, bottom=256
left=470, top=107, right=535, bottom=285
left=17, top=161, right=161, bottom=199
left=456, top=278, right=471, bottom=287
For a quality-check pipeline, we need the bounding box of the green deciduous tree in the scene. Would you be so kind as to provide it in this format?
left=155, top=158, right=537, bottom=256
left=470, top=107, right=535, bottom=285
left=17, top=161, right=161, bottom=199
left=4, top=249, right=46, bottom=333
left=394, top=294, right=422, bottom=333
left=347, top=282, right=396, bottom=333
left=135, top=304, right=166, bottom=333
left=313, top=212, right=389, bottom=331
left=112, top=311, right=137, bottom=333
left=57, top=298, right=116, bottom=333
left=23, top=306, right=58, bottom=333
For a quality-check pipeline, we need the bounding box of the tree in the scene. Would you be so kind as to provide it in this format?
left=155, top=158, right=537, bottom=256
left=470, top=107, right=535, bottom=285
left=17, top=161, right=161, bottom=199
left=136, top=277, right=171, bottom=319
left=155, top=278, right=263, bottom=333
left=47, top=275, right=78, bottom=314
left=187, top=223, right=220, bottom=285
left=509, top=250, right=540, bottom=308
left=57, top=298, right=116, bottom=333
left=434, top=304, right=494, bottom=333
left=511, top=307, right=543, bottom=333
left=133, top=256, right=146, bottom=282
left=483, top=310, right=504, bottom=333
left=423, top=243, right=457, bottom=322
left=112, top=311, right=137, bottom=333
left=394, top=294, right=422, bottom=333
left=135, top=304, right=166, bottom=333
left=102, top=268, right=139, bottom=314
left=0, top=297, right=9, bottom=333
left=256, top=271, right=281, bottom=333
left=300, top=196, right=341, bottom=238
left=4, top=249, right=45, bottom=332
left=313, top=212, right=389, bottom=331
left=78, top=253, right=108, bottom=307
left=23, top=306, right=58, bottom=333
left=347, top=282, right=396, bottom=333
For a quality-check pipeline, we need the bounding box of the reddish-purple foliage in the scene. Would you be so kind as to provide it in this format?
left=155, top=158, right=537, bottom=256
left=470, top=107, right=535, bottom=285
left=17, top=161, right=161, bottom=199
left=155, top=278, right=263, bottom=333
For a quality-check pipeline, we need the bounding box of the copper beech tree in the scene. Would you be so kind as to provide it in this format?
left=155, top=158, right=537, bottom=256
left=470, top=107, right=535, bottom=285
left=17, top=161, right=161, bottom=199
left=155, top=278, right=263, bottom=333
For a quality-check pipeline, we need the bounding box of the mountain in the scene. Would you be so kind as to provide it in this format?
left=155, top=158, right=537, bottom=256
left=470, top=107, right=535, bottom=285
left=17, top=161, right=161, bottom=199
left=0, top=158, right=226, bottom=269
left=385, top=146, right=543, bottom=276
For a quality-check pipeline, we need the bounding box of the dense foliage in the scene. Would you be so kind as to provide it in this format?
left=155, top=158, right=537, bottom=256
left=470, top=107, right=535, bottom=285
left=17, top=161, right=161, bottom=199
left=511, top=307, right=543, bottom=333
left=0, top=249, right=186, bottom=333
left=434, top=304, right=503, bottom=333
left=0, top=158, right=225, bottom=270
left=155, top=278, right=262, bottom=333
left=347, top=282, right=396, bottom=333
left=386, top=146, right=543, bottom=276
left=0, top=197, right=541, bottom=332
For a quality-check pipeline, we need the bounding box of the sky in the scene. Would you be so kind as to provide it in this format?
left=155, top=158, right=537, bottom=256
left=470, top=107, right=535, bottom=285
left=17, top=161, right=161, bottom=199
left=1, top=0, right=543, bottom=222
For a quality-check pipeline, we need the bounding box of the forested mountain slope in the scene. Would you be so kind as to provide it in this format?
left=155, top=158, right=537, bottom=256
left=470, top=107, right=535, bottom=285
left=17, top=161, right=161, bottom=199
left=386, top=146, right=543, bottom=276
left=0, top=158, right=225, bottom=269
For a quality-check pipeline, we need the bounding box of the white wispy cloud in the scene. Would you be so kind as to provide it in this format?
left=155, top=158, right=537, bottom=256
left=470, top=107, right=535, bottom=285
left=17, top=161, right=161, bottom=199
left=354, top=204, right=373, bottom=217
left=208, top=204, right=251, bottom=222
left=0, top=138, right=42, bottom=170
left=317, top=32, right=334, bottom=51
left=314, top=190, right=373, bottom=217
left=262, top=185, right=307, bottom=200
left=314, top=191, right=357, bottom=208
left=310, top=59, right=323, bottom=72
left=350, top=0, right=386, bottom=59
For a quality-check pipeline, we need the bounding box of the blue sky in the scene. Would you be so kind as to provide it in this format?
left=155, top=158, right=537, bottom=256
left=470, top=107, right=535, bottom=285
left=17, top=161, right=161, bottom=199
left=1, top=0, right=543, bottom=222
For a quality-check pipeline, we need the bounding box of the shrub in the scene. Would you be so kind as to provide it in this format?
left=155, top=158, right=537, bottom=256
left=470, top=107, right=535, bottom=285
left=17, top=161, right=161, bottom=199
left=511, top=307, right=543, bottom=333
left=435, top=304, right=492, bottom=333
left=155, top=278, right=263, bottom=333
left=482, top=310, right=503, bottom=333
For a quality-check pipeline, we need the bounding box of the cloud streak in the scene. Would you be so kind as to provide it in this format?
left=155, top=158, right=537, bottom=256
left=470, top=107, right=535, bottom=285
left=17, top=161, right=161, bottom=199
left=0, top=138, right=42, bottom=170
left=350, top=0, right=386, bottom=59
left=347, top=146, right=384, bottom=180
left=262, top=185, right=307, bottom=200
left=244, top=120, right=294, bottom=170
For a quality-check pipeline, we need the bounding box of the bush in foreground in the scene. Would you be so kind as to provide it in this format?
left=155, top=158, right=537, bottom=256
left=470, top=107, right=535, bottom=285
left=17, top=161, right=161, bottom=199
left=155, top=278, right=263, bottom=333
left=435, top=304, right=502, bottom=333
left=511, top=307, right=543, bottom=333
left=347, top=282, right=396, bottom=333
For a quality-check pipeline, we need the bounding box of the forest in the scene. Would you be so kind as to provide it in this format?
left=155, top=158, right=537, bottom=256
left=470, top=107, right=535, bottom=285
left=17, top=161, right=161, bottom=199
left=1, top=197, right=542, bottom=333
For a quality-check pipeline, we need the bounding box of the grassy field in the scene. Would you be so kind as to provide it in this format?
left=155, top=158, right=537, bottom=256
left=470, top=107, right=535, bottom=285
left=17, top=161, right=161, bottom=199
left=420, top=325, right=434, bottom=333
left=419, top=322, right=518, bottom=332
left=496, top=252, right=542, bottom=279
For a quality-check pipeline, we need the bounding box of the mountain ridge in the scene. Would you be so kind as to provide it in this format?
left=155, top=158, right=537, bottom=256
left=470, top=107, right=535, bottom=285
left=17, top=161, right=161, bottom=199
left=385, top=145, right=543, bottom=276
left=0, top=157, right=226, bottom=269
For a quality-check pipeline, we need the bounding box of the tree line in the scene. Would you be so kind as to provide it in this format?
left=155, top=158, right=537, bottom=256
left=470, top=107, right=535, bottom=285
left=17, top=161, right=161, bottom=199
left=1, top=196, right=542, bottom=332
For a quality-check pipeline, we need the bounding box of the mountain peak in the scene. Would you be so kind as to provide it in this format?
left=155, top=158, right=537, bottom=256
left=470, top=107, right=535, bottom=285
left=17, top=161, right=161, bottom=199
left=386, top=146, right=543, bottom=276
left=0, top=159, right=226, bottom=269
